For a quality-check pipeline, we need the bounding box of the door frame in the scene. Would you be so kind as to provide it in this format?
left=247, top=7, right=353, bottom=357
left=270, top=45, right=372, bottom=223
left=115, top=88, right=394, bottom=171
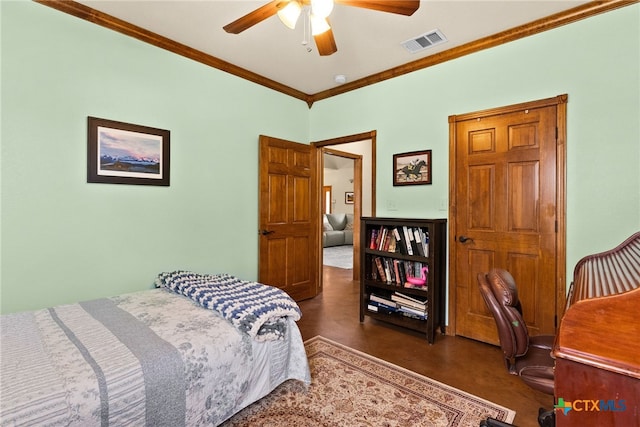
left=312, top=131, right=377, bottom=283
left=447, top=95, right=567, bottom=336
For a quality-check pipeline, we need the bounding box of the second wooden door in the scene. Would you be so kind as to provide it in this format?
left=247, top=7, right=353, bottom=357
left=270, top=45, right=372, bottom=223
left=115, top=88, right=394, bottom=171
left=450, top=96, right=567, bottom=344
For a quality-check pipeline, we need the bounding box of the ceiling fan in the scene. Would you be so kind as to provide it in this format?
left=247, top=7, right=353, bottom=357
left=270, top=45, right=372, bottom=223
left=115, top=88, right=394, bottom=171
left=223, top=0, right=420, bottom=56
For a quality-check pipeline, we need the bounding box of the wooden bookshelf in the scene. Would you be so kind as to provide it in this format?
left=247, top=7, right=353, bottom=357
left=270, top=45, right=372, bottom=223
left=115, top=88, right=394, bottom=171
left=360, top=217, right=447, bottom=343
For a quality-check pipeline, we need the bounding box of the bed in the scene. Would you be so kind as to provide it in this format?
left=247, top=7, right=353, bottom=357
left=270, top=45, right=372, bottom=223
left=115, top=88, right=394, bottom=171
left=0, top=271, right=311, bottom=426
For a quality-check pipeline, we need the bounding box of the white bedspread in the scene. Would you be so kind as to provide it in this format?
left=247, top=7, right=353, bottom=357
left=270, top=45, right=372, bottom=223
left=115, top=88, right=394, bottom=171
left=0, top=288, right=310, bottom=426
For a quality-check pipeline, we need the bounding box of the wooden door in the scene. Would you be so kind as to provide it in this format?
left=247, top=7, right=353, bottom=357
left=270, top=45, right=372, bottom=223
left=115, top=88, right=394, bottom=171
left=259, top=135, right=319, bottom=301
left=449, top=96, right=567, bottom=345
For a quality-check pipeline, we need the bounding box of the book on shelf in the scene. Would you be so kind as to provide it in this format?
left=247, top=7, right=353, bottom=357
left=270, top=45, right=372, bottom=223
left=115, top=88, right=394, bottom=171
left=374, top=257, right=386, bottom=282
left=395, top=291, right=427, bottom=304
left=421, top=229, right=430, bottom=257
left=387, top=235, right=397, bottom=252
left=402, top=226, right=414, bottom=255
left=391, top=296, right=426, bottom=311
left=369, top=294, right=398, bottom=309
left=369, top=229, right=378, bottom=249
left=398, top=306, right=427, bottom=320
left=370, top=261, right=378, bottom=281
left=377, top=227, right=387, bottom=251
left=374, top=226, right=384, bottom=250
left=398, top=303, right=427, bottom=315
left=394, top=259, right=407, bottom=286
left=392, top=291, right=427, bottom=309
left=413, top=228, right=425, bottom=257
left=385, top=258, right=394, bottom=283
left=367, top=301, right=397, bottom=315
left=393, top=259, right=400, bottom=286
left=393, top=227, right=408, bottom=255
left=369, top=293, right=394, bottom=305
left=408, top=228, right=421, bottom=256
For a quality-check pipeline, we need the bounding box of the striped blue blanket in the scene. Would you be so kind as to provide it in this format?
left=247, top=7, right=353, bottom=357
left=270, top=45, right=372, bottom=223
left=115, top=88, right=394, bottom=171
left=155, top=271, right=302, bottom=342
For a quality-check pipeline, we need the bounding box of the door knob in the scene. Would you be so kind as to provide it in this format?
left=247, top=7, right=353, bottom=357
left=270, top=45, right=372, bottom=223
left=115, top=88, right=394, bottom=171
left=458, top=235, right=474, bottom=243
left=259, top=229, right=274, bottom=235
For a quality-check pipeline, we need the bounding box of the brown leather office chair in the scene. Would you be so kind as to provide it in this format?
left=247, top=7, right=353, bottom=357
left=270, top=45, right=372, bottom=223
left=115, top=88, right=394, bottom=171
left=477, top=269, right=556, bottom=427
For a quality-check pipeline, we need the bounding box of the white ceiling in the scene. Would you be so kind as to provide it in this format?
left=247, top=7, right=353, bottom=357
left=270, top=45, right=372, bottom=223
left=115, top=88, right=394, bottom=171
left=77, top=0, right=592, bottom=94
left=324, top=152, right=354, bottom=169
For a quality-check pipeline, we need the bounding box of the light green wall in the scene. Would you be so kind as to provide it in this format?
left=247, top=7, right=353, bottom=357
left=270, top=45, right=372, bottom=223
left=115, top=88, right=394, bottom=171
left=2, top=2, right=639, bottom=315
left=1, top=1, right=309, bottom=313
left=309, top=4, right=640, bottom=281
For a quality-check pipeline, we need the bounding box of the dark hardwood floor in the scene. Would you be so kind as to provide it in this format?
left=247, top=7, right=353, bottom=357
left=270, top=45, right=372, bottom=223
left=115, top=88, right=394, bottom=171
left=296, top=266, right=552, bottom=427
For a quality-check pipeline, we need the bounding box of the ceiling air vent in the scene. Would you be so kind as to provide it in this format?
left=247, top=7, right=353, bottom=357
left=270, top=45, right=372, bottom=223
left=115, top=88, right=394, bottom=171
left=401, top=29, right=447, bottom=53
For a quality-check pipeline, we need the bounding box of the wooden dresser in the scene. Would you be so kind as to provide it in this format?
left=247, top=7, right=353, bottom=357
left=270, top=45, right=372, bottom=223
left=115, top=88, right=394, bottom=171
left=553, top=232, right=640, bottom=427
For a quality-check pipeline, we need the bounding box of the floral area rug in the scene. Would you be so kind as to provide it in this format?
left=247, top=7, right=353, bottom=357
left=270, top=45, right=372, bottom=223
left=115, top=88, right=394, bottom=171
left=221, top=336, right=515, bottom=426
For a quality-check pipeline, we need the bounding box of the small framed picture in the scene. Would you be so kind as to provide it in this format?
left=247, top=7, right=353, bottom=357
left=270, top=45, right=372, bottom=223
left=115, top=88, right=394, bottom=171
left=345, top=191, right=354, bottom=204
left=87, top=116, right=170, bottom=186
left=393, top=150, right=432, bottom=186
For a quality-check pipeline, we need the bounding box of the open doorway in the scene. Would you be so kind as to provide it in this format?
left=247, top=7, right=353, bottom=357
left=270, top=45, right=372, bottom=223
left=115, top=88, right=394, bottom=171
left=313, top=131, right=376, bottom=283
left=322, top=152, right=356, bottom=270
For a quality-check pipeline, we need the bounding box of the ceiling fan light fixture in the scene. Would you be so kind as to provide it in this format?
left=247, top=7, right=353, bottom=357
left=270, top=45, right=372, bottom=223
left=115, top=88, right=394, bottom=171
left=277, top=1, right=302, bottom=29
left=310, top=15, right=331, bottom=36
left=311, top=0, right=334, bottom=19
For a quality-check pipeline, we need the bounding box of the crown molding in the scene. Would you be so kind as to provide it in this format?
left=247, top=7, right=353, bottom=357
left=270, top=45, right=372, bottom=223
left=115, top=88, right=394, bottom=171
left=309, top=0, right=638, bottom=105
left=35, top=0, right=638, bottom=108
left=34, top=0, right=309, bottom=103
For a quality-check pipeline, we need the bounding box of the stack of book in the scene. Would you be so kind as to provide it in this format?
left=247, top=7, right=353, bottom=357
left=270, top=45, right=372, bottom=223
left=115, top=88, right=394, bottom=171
left=367, top=292, right=428, bottom=320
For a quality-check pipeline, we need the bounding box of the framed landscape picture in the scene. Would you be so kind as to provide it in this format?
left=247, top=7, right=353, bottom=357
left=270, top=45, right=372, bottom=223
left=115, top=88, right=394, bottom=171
left=393, top=150, right=432, bottom=186
left=87, top=116, right=170, bottom=186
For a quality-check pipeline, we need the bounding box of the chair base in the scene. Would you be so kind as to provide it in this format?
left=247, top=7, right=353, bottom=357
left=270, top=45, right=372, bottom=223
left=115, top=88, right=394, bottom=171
left=479, top=407, right=554, bottom=427
left=479, top=417, right=515, bottom=427
left=538, top=407, right=555, bottom=427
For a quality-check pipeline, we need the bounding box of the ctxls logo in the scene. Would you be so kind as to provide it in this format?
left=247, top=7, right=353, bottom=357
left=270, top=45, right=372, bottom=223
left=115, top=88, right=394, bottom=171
left=555, top=398, right=627, bottom=415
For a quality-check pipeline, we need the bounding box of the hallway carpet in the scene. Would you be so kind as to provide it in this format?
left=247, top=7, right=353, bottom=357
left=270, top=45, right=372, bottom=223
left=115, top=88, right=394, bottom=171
left=221, top=336, right=515, bottom=426
left=322, top=245, right=353, bottom=269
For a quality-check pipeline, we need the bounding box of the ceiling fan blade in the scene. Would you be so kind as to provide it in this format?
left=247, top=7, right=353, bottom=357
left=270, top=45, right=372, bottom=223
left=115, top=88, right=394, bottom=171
left=314, top=27, right=337, bottom=56
left=223, top=1, right=285, bottom=34
left=335, top=0, right=419, bottom=16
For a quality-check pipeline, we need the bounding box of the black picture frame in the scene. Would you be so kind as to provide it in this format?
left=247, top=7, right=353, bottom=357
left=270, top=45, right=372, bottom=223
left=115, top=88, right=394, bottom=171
left=345, top=191, right=354, bottom=204
left=393, top=150, right=432, bottom=186
left=87, top=116, right=170, bottom=186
